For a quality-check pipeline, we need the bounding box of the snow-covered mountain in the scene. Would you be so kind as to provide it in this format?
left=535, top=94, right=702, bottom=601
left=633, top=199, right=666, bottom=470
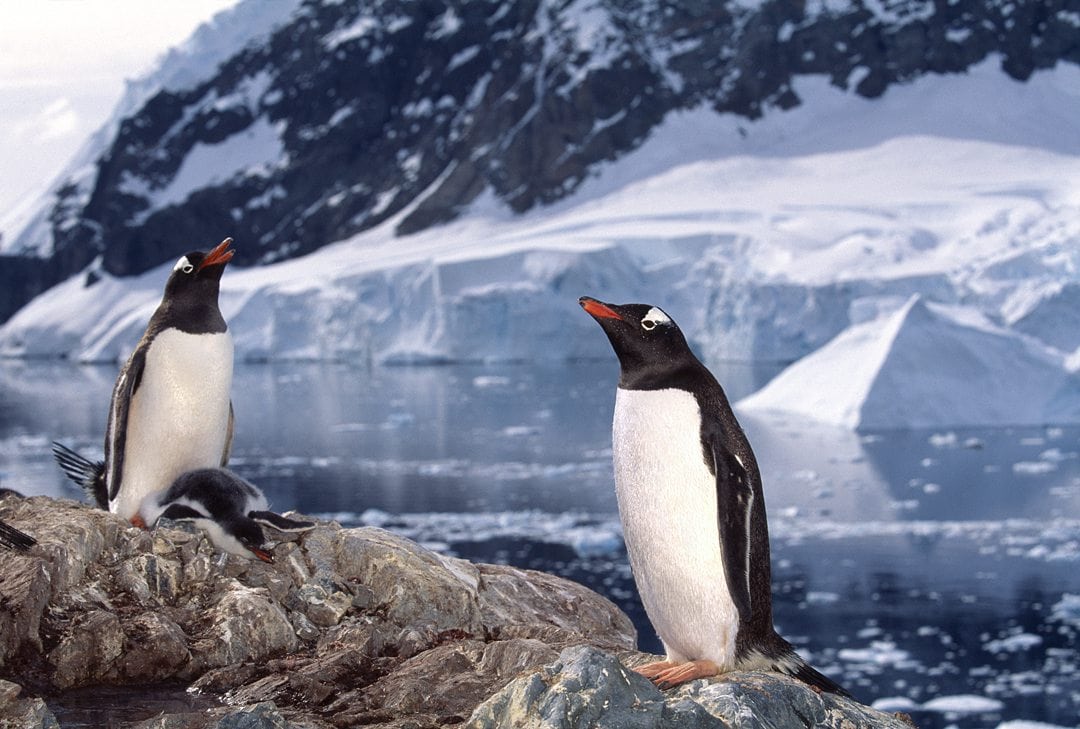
left=1, top=0, right=1079, bottom=429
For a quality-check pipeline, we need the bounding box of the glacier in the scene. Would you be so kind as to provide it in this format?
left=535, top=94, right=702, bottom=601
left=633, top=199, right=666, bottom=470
left=2, top=59, right=1080, bottom=429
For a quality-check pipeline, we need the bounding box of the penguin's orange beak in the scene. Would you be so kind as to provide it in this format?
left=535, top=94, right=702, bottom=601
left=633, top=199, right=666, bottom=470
left=579, top=297, right=623, bottom=321
left=250, top=547, right=274, bottom=563
left=198, top=237, right=235, bottom=270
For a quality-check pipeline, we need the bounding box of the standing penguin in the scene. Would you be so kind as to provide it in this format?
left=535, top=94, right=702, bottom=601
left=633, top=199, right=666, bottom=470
left=580, top=296, right=848, bottom=695
left=55, top=238, right=237, bottom=524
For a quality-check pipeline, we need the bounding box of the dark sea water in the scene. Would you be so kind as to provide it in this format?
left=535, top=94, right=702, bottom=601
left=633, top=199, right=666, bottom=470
left=2, top=360, right=1079, bottom=729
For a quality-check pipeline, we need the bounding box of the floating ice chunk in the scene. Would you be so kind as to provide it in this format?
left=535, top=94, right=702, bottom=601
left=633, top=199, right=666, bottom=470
left=983, top=633, right=1042, bottom=653
left=1050, top=593, right=1080, bottom=627
left=473, top=375, right=512, bottom=389
left=1012, top=461, right=1057, bottom=475
left=564, top=526, right=623, bottom=557
left=501, top=425, right=540, bottom=437
left=929, top=431, right=958, bottom=448
left=1039, top=448, right=1076, bottom=462
left=871, top=696, right=920, bottom=713
left=805, top=591, right=840, bottom=604
left=837, top=641, right=914, bottom=667
left=920, top=695, right=1004, bottom=714
left=995, top=721, right=1075, bottom=729
left=359, top=508, right=394, bottom=527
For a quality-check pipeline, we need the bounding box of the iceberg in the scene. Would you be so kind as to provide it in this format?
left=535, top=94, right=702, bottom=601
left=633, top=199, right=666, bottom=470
left=737, top=296, right=1080, bottom=430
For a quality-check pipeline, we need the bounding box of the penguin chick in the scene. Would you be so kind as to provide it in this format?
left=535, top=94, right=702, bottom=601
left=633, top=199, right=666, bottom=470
left=580, top=296, right=850, bottom=696
left=140, top=468, right=315, bottom=563
left=105, top=238, right=237, bottom=522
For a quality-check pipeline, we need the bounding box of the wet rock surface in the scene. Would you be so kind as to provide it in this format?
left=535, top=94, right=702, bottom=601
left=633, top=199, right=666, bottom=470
left=0, top=496, right=909, bottom=728
left=471, top=647, right=918, bottom=729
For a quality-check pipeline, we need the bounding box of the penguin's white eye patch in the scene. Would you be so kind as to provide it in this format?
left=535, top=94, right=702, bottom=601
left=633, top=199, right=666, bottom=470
left=641, top=307, right=671, bottom=330
left=173, top=256, right=195, bottom=274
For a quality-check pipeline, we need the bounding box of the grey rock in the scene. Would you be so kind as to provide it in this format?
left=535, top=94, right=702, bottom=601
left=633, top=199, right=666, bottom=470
left=0, top=680, right=61, bottom=729
left=0, top=497, right=907, bottom=728
left=0, top=497, right=632, bottom=728
left=0, top=679, right=19, bottom=707
left=213, top=702, right=293, bottom=729
left=469, top=646, right=915, bottom=729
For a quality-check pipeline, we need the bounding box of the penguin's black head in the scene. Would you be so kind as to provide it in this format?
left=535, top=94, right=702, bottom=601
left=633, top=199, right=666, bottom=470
left=164, top=238, right=234, bottom=295
left=580, top=296, right=698, bottom=387
left=230, top=519, right=274, bottom=563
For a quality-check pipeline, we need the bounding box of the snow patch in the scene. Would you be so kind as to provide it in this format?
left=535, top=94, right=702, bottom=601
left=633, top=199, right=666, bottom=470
left=130, top=116, right=288, bottom=221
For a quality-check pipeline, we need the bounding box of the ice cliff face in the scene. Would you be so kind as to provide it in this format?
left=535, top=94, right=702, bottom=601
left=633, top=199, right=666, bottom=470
left=2, top=0, right=1079, bottom=318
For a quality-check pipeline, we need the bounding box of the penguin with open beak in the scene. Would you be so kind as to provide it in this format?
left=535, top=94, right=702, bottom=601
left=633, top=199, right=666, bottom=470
left=54, top=238, right=236, bottom=525
left=140, top=468, right=315, bottom=563
left=580, top=296, right=849, bottom=695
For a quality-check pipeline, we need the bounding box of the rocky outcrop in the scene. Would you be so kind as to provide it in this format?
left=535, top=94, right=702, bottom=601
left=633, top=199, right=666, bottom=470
left=470, top=647, right=917, bottom=729
left=0, top=496, right=911, bottom=728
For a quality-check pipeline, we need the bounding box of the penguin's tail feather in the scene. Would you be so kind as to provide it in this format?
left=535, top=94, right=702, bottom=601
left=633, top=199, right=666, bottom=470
left=51, top=442, right=107, bottom=510
left=781, top=654, right=852, bottom=698
left=0, top=519, right=36, bottom=551
left=741, top=639, right=852, bottom=698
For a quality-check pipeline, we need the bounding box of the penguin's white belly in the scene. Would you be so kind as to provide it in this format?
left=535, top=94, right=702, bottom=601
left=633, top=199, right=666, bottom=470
left=113, top=329, right=233, bottom=520
left=613, top=387, right=739, bottom=667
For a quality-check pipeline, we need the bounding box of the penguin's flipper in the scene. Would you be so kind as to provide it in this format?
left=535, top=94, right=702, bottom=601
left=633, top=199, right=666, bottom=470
left=106, top=347, right=147, bottom=502
left=51, top=442, right=108, bottom=509
left=221, top=401, right=235, bottom=466
left=709, top=440, right=754, bottom=624
left=0, top=518, right=36, bottom=551
left=249, top=510, right=317, bottom=533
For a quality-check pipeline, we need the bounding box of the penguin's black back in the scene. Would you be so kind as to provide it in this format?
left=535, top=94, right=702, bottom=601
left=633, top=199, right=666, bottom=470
left=161, top=469, right=259, bottom=520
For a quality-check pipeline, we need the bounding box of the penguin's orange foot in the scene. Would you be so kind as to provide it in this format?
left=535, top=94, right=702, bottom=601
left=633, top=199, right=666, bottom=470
left=130, top=514, right=147, bottom=529
left=646, top=659, right=721, bottom=689
left=633, top=660, right=676, bottom=680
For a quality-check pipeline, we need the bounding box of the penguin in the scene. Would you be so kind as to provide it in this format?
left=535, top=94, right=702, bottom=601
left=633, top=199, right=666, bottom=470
left=579, top=296, right=849, bottom=696
left=140, top=468, right=316, bottom=563
left=99, top=237, right=236, bottom=524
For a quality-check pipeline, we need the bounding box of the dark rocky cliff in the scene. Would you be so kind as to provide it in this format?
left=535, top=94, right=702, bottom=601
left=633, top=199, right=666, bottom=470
left=2, top=0, right=1078, bottom=321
